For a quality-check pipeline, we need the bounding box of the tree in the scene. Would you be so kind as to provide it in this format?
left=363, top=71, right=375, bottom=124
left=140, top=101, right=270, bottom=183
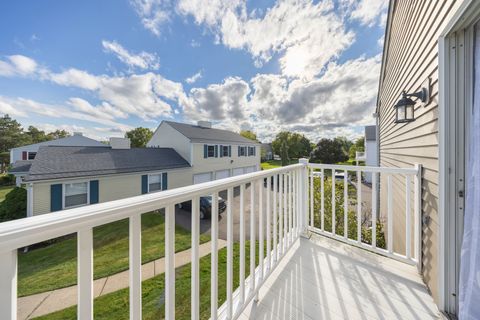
left=0, top=115, right=26, bottom=153
left=125, top=127, right=153, bottom=148
left=349, top=137, right=365, bottom=159
left=271, top=131, right=311, bottom=165
left=240, top=130, right=258, bottom=142
left=25, top=126, right=49, bottom=144
left=0, top=187, right=27, bottom=222
left=334, top=136, right=352, bottom=158
left=310, top=138, right=349, bottom=164
left=47, top=129, right=70, bottom=140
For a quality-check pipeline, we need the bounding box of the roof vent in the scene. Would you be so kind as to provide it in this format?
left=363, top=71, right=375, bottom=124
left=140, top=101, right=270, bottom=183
left=73, top=132, right=83, bottom=136
left=110, top=137, right=131, bottom=149
left=197, top=121, right=212, bottom=128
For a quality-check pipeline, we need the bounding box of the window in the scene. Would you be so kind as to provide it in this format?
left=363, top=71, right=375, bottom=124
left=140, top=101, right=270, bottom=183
left=221, top=145, right=229, bottom=157
left=239, top=146, right=246, bottom=156
left=248, top=146, right=256, bottom=156
left=64, top=182, right=88, bottom=208
left=27, top=152, right=37, bottom=160
left=207, top=145, right=215, bottom=157
left=148, top=174, right=162, bottom=192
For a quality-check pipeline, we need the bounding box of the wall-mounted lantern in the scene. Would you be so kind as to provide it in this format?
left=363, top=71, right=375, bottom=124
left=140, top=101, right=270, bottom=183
left=394, top=81, right=430, bottom=124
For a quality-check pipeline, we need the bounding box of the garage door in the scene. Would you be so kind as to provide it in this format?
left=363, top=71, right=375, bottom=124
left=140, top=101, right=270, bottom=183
left=215, top=169, right=230, bottom=180
left=193, top=172, right=212, bottom=184
left=243, top=166, right=257, bottom=174
left=232, top=168, right=244, bottom=176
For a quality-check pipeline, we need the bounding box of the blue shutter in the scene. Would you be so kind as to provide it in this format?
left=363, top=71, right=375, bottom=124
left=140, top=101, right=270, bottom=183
left=204, top=144, right=208, bottom=158
left=90, top=180, right=99, bottom=204
left=50, top=184, right=62, bottom=212
left=162, top=172, right=168, bottom=190
left=215, top=145, right=218, bottom=158
left=253, top=146, right=256, bottom=156
left=220, top=145, right=223, bottom=157
left=228, top=145, right=231, bottom=157
left=238, top=146, right=240, bottom=156
left=141, top=175, right=148, bottom=194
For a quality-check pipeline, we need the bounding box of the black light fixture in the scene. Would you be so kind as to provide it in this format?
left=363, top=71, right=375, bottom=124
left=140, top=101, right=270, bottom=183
left=394, top=87, right=429, bottom=123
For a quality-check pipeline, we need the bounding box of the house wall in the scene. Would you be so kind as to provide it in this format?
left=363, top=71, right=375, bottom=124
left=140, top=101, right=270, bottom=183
left=377, top=0, right=463, bottom=305
left=147, top=123, right=192, bottom=163
left=191, top=143, right=260, bottom=181
left=31, top=168, right=192, bottom=216
left=364, top=140, right=377, bottom=183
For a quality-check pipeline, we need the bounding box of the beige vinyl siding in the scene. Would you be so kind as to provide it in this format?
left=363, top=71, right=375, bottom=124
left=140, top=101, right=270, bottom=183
left=377, top=0, right=463, bottom=304
left=31, top=168, right=192, bottom=216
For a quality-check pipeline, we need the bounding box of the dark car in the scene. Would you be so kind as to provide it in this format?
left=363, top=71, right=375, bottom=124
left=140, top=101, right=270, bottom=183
left=178, top=196, right=227, bottom=219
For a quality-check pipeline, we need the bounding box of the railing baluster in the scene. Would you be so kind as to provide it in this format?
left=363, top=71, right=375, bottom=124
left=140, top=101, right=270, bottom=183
left=227, top=187, right=234, bottom=318
left=258, top=179, right=264, bottom=282
left=405, top=175, right=412, bottom=260
left=165, top=204, right=175, bottom=320
left=293, top=170, right=297, bottom=236
left=191, top=196, right=200, bottom=320
left=211, top=193, right=219, bottom=320
left=266, top=176, right=271, bottom=272
left=250, top=182, right=256, bottom=296
left=0, top=250, right=17, bottom=320
left=273, top=174, right=278, bottom=262
left=78, top=227, right=93, bottom=320
left=332, top=169, right=336, bottom=235
left=414, top=164, right=422, bottom=271
left=283, top=173, right=287, bottom=249
left=279, top=174, right=283, bottom=256
left=289, top=172, right=293, bottom=244
left=310, top=169, right=314, bottom=229
left=372, top=172, right=377, bottom=249
left=357, top=171, right=362, bottom=244
left=321, top=168, right=324, bottom=231
left=387, top=175, right=393, bottom=254
left=129, top=215, right=142, bottom=320
left=239, top=184, right=245, bottom=304
left=344, top=170, right=348, bottom=239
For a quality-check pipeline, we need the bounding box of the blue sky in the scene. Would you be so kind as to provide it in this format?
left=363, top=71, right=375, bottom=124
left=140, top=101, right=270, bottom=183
left=0, top=0, right=387, bottom=142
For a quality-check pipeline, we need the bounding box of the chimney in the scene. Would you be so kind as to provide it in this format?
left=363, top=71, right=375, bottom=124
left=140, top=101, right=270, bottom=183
left=73, top=132, right=83, bottom=136
left=110, top=137, right=131, bottom=149
left=197, top=121, right=212, bottom=128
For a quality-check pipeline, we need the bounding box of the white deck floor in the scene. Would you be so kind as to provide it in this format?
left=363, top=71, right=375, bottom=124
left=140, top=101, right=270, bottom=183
left=239, top=234, right=441, bottom=320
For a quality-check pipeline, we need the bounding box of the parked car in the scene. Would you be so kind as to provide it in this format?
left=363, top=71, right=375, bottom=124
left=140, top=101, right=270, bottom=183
left=178, top=196, right=227, bottom=219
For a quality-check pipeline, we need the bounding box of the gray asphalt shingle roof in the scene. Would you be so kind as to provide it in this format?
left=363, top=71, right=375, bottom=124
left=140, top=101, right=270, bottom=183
left=25, top=146, right=190, bottom=182
left=165, top=121, right=259, bottom=144
left=9, top=160, right=33, bottom=173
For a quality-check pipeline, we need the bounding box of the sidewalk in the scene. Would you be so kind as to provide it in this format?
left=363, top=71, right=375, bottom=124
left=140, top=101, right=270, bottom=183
left=18, top=240, right=227, bottom=320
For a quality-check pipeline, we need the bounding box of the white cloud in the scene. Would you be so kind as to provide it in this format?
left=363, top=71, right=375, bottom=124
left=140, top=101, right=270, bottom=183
left=378, top=35, right=385, bottom=47
left=0, top=55, right=38, bottom=77
left=130, top=0, right=170, bottom=36
left=48, top=68, right=101, bottom=90
left=185, top=70, right=202, bottom=84
left=177, top=0, right=245, bottom=26
left=67, top=98, right=129, bottom=120
left=0, top=99, right=28, bottom=117
left=350, top=0, right=388, bottom=26
left=102, top=40, right=160, bottom=70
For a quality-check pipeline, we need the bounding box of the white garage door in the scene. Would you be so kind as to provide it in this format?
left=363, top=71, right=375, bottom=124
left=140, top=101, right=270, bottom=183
left=243, top=166, right=257, bottom=174
left=215, top=169, right=230, bottom=180
left=232, top=168, right=244, bottom=176
left=193, top=172, right=212, bottom=184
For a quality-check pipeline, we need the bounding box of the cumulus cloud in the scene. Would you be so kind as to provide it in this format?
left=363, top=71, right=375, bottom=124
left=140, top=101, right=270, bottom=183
left=185, top=70, right=202, bottom=84
left=130, top=0, right=170, bottom=36
left=102, top=40, right=160, bottom=70
left=48, top=68, right=101, bottom=90
left=350, top=0, right=388, bottom=26
left=0, top=55, right=38, bottom=77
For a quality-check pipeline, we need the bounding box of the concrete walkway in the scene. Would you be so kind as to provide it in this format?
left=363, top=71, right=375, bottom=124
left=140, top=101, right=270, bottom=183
left=18, top=240, right=227, bottom=320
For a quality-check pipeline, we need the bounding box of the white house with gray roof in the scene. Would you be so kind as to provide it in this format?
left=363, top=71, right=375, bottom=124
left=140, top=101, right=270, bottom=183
left=147, top=120, right=261, bottom=184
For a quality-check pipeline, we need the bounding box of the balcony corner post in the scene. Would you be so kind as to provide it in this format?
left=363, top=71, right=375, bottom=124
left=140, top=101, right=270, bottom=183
left=0, top=249, right=17, bottom=320
left=298, top=158, right=309, bottom=238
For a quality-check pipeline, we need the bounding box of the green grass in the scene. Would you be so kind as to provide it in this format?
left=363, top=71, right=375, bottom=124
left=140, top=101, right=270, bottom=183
left=0, top=185, right=14, bottom=202
left=261, top=159, right=298, bottom=170
left=34, top=242, right=260, bottom=320
left=18, top=212, right=210, bottom=297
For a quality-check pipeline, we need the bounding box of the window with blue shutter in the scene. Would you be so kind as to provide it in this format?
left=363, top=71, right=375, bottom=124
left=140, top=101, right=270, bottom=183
left=90, top=180, right=99, bottom=204
left=214, top=145, right=218, bottom=157
left=204, top=144, right=208, bottom=158
left=238, top=146, right=241, bottom=156
left=141, top=175, right=148, bottom=194
left=228, top=145, right=231, bottom=157
left=50, top=184, right=63, bottom=212
left=162, top=172, right=168, bottom=190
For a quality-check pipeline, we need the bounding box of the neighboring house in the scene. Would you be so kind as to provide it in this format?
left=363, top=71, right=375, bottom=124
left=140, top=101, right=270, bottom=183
left=9, top=132, right=105, bottom=186
left=21, top=138, right=191, bottom=217
left=364, top=125, right=377, bottom=183
left=261, top=143, right=274, bottom=161
left=147, top=121, right=261, bottom=184
left=377, top=1, right=477, bottom=317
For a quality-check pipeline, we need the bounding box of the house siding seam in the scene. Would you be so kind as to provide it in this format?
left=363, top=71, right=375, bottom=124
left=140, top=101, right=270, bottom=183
left=377, top=0, right=462, bottom=305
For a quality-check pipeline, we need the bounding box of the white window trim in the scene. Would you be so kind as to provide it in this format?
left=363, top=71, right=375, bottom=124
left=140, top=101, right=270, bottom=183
left=147, top=172, right=164, bottom=193
left=27, top=151, right=37, bottom=160
left=62, top=180, right=90, bottom=210
left=221, top=145, right=230, bottom=157
left=206, top=144, right=216, bottom=158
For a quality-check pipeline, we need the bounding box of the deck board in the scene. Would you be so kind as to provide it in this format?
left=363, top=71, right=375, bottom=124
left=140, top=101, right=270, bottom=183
left=239, top=234, right=440, bottom=320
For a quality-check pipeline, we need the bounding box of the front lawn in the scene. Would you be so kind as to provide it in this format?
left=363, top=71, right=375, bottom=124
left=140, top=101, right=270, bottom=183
left=35, top=242, right=259, bottom=320
left=0, top=185, right=14, bottom=202
left=261, top=159, right=298, bottom=170
left=18, top=212, right=210, bottom=297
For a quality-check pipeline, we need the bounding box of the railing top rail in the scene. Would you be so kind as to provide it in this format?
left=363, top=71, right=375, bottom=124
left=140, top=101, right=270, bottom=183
left=307, top=163, right=419, bottom=175
left=0, top=163, right=304, bottom=252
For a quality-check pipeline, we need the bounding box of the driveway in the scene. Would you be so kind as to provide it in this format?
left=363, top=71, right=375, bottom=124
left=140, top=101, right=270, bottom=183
left=175, top=183, right=278, bottom=242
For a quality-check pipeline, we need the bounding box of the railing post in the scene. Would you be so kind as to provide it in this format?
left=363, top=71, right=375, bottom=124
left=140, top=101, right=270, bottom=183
left=299, top=158, right=309, bottom=237
left=0, top=250, right=17, bottom=320
left=414, top=164, right=423, bottom=272
left=78, top=227, right=93, bottom=320
left=165, top=204, right=175, bottom=320
left=129, top=215, right=142, bottom=320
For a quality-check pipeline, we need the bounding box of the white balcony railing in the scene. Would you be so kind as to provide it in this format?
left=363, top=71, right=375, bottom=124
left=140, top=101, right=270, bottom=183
left=0, top=160, right=422, bottom=320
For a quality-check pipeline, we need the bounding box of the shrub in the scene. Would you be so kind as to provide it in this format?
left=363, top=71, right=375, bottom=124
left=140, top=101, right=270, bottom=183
left=0, top=187, right=27, bottom=222
left=0, top=174, right=15, bottom=186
